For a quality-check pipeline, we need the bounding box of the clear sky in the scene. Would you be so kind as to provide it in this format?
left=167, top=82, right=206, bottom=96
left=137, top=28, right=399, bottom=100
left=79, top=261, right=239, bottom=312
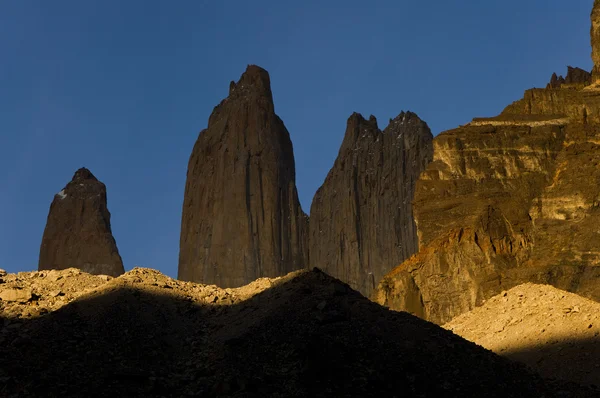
left=0, top=0, right=594, bottom=277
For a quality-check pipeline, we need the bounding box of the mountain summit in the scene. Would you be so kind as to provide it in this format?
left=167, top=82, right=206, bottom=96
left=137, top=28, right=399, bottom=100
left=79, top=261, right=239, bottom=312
left=178, top=65, right=308, bottom=288
left=309, top=111, right=432, bottom=297
left=38, top=168, right=124, bottom=277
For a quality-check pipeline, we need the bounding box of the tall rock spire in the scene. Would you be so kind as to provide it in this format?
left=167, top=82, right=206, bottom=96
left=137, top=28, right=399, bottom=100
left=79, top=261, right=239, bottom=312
left=38, top=168, right=124, bottom=277
left=309, top=111, right=433, bottom=297
left=591, top=0, right=600, bottom=82
left=178, top=65, right=308, bottom=287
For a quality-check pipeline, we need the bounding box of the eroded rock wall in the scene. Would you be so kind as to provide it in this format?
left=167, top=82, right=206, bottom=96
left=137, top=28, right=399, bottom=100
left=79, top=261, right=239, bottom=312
left=376, top=86, right=600, bottom=325
left=309, top=112, right=432, bottom=297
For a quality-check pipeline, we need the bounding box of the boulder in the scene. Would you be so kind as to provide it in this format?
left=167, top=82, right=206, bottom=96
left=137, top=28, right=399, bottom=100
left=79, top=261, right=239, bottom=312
left=0, top=288, right=33, bottom=303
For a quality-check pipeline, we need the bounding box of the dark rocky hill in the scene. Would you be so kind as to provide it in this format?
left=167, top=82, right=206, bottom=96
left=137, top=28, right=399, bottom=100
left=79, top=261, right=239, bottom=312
left=0, top=268, right=593, bottom=397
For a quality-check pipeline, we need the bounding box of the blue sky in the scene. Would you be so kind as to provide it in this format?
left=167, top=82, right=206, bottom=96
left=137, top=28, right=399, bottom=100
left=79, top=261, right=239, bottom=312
left=0, top=0, right=593, bottom=277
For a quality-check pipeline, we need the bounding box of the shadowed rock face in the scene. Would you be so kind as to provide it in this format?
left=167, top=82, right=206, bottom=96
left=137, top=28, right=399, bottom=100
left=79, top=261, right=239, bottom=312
left=547, top=66, right=591, bottom=89
left=38, top=168, right=124, bottom=277
left=309, top=112, right=433, bottom=297
left=375, top=3, right=600, bottom=325
left=179, top=65, right=308, bottom=288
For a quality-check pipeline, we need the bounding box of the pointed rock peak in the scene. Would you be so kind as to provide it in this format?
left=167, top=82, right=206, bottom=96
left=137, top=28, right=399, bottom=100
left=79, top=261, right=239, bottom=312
left=348, top=112, right=365, bottom=123
left=39, top=167, right=123, bottom=277
left=546, top=66, right=590, bottom=88
left=547, top=72, right=565, bottom=89
left=179, top=63, right=308, bottom=288
left=228, top=64, right=273, bottom=102
left=385, top=111, right=427, bottom=132
left=347, top=112, right=379, bottom=129
left=342, top=112, right=380, bottom=146
left=58, top=168, right=106, bottom=201
left=72, top=168, right=98, bottom=183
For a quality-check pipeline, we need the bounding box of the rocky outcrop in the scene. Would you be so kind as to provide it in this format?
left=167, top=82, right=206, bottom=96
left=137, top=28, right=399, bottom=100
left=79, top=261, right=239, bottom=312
left=178, top=65, right=308, bottom=288
left=547, top=67, right=591, bottom=89
left=38, top=168, right=124, bottom=277
left=500, top=88, right=600, bottom=125
left=375, top=4, right=600, bottom=325
left=548, top=73, right=566, bottom=89
left=309, top=112, right=432, bottom=297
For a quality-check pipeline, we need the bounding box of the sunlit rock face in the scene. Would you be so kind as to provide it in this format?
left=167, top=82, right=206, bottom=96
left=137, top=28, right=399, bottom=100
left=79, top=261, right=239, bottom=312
left=374, top=3, right=600, bottom=325
left=309, top=112, right=433, bottom=297
left=501, top=89, right=600, bottom=125
left=376, top=114, right=600, bottom=325
left=38, top=168, right=124, bottom=277
left=178, top=65, right=308, bottom=288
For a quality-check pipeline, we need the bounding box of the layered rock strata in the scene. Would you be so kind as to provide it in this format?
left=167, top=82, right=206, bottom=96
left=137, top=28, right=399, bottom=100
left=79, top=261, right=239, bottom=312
left=38, top=168, right=124, bottom=277
left=375, top=4, right=600, bottom=324
left=376, top=110, right=600, bottom=325
left=309, top=112, right=432, bottom=297
left=178, top=65, right=308, bottom=288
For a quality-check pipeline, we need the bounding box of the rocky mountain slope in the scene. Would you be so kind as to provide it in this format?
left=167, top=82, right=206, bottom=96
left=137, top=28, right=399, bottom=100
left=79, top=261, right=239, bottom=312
left=178, top=65, right=308, bottom=288
left=445, top=283, right=600, bottom=387
left=38, top=168, right=124, bottom=277
left=309, top=112, right=432, bottom=297
left=0, top=268, right=595, bottom=397
left=374, top=2, right=600, bottom=325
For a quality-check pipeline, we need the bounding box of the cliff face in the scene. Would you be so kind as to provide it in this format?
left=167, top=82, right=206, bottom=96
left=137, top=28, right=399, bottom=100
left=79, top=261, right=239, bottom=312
left=377, top=106, right=600, bottom=324
left=38, top=168, right=124, bottom=277
left=376, top=100, right=600, bottom=324
left=374, top=4, right=600, bottom=325
left=591, top=0, right=600, bottom=82
left=309, top=112, right=433, bottom=297
left=501, top=88, right=600, bottom=124
left=178, top=65, right=308, bottom=288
